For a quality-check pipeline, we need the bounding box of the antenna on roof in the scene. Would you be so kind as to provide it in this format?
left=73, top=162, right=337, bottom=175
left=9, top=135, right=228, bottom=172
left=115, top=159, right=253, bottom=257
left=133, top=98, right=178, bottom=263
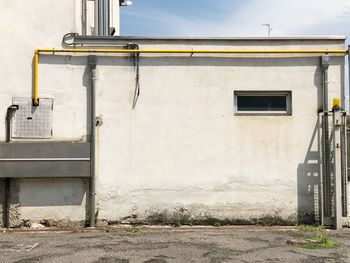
left=262, top=24, right=273, bottom=37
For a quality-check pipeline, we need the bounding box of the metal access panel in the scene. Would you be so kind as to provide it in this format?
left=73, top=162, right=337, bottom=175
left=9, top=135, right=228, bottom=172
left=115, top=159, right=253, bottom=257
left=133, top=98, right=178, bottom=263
left=11, top=98, right=53, bottom=139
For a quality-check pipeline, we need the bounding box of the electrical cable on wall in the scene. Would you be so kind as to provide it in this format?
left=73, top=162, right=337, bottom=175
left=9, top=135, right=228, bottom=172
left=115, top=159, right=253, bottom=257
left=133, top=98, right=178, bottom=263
left=132, top=50, right=141, bottom=109
left=62, top=33, right=79, bottom=47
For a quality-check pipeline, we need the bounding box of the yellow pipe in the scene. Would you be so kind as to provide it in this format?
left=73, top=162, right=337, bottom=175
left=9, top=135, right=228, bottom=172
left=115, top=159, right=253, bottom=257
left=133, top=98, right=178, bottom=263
left=33, top=50, right=39, bottom=106
left=33, top=48, right=348, bottom=105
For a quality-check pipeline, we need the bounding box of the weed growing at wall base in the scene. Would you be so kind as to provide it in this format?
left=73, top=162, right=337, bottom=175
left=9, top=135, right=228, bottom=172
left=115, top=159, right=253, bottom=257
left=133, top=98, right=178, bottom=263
left=169, top=218, right=181, bottom=227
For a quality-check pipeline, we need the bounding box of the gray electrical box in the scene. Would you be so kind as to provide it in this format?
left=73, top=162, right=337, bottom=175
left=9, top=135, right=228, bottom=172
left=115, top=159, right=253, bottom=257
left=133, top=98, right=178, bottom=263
left=11, top=98, right=53, bottom=139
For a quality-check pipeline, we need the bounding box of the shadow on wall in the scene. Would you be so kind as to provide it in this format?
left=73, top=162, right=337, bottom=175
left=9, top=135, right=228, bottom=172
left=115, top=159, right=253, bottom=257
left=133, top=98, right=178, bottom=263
left=297, top=118, right=322, bottom=225
left=0, top=179, right=4, bottom=226
left=18, top=178, right=87, bottom=207
left=297, top=60, right=324, bottom=225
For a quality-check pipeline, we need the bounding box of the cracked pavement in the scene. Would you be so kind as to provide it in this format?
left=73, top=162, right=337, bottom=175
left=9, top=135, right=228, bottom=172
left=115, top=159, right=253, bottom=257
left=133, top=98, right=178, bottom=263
left=0, top=226, right=349, bottom=263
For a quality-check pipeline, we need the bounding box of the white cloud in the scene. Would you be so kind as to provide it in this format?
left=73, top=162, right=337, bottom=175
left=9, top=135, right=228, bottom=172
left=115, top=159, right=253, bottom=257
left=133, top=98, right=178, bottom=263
left=224, top=0, right=350, bottom=36
left=133, top=0, right=350, bottom=37
left=122, top=0, right=350, bottom=108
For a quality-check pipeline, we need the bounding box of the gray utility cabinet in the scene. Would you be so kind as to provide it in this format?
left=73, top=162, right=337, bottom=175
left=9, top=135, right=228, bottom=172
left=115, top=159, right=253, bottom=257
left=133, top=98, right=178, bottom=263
left=0, top=142, right=90, bottom=178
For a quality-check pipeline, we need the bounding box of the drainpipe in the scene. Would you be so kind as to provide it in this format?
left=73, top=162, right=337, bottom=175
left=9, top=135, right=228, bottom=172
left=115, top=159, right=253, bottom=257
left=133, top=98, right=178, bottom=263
left=95, top=0, right=110, bottom=36
left=82, top=0, right=87, bottom=36
left=322, top=56, right=330, bottom=111
left=348, top=45, right=350, bottom=112
left=88, top=56, right=97, bottom=227
left=3, top=165, right=9, bottom=228
left=321, top=55, right=331, bottom=222
left=4, top=105, right=18, bottom=228
left=3, top=178, right=10, bottom=228
left=5, top=105, right=18, bottom=143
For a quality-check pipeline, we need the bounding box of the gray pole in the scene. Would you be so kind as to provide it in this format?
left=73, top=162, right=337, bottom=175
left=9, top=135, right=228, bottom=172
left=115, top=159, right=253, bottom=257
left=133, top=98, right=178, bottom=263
left=95, top=0, right=110, bottom=36
left=348, top=45, right=350, bottom=112
left=322, top=56, right=330, bottom=111
left=98, top=0, right=104, bottom=35
left=82, top=0, right=87, bottom=36
left=333, top=108, right=343, bottom=230
left=104, top=0, right=110, bottom=35
left=3, top=178, right=9, bottom=228
left=88, top=56, right=97, bottom=227
left=321, top=56, right=332, bottom=221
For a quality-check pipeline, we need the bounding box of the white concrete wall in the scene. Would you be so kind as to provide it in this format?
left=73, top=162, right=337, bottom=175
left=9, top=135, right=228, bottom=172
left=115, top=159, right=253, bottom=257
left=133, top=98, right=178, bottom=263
left=94, top=51, right=344, bottom=224
left=0, top=0, right=85, bottom=224
left=0, top=0, right=346, bottom=225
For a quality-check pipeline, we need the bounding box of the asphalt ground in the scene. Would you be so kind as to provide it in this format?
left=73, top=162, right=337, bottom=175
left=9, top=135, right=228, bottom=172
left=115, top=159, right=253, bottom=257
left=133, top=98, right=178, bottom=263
left=0, top=226, right=349, bottom=263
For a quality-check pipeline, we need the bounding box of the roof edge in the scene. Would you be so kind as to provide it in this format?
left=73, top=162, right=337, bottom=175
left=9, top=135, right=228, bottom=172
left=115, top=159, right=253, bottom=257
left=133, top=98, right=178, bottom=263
left=75, top=35, right=346, bottom=41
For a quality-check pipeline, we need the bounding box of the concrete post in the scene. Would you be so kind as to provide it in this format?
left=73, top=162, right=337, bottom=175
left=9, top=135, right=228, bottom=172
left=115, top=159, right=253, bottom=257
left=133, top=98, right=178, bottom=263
left=333, top=107, right=343, bottom=230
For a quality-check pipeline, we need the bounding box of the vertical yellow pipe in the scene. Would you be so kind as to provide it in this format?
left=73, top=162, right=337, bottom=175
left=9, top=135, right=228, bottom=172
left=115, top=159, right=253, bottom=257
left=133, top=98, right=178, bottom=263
left=33, top=50, right=39, bottom=106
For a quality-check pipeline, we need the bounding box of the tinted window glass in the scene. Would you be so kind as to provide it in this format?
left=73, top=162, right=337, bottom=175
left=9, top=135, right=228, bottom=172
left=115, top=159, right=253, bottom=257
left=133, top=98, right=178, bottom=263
left=237, top=95, right=287, bottom=111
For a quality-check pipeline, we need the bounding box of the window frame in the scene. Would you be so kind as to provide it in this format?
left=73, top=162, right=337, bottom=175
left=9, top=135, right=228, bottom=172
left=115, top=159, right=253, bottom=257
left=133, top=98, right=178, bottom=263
left=234, top=90, right=292, bottom=116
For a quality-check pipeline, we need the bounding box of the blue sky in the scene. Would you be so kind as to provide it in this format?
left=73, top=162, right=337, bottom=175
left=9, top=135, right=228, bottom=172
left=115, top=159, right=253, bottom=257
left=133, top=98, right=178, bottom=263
left=121, top=0, right=350, bottom=107
left=120, top=0, right=350, bottom=37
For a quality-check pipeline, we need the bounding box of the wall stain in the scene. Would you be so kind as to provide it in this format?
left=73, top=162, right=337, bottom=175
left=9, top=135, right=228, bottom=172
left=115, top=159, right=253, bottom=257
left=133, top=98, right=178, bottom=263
left=118, top=207, right=297, bottom=226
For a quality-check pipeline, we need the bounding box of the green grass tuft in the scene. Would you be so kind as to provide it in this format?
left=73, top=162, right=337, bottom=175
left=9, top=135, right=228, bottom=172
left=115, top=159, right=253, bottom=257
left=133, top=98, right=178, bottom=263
left=296, top=225, right=339, bottom=249
left=296, top=224, right=324, bottom=232
left=300, top=239, right=339, bottom=249
left=170, top=218, right=181, bottom=227
left=130, top=226, right=142, bottom=234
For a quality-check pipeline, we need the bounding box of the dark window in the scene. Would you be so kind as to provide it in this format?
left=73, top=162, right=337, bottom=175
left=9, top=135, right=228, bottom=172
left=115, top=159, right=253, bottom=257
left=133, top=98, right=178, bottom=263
left=234, top=91, right=291, bottom=115
left=237, top=96, right=286, bottom=111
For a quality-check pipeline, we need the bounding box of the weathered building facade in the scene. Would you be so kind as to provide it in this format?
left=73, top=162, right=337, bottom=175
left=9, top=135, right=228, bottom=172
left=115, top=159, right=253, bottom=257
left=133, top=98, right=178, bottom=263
left=0, top=0, right=348, bottom=228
